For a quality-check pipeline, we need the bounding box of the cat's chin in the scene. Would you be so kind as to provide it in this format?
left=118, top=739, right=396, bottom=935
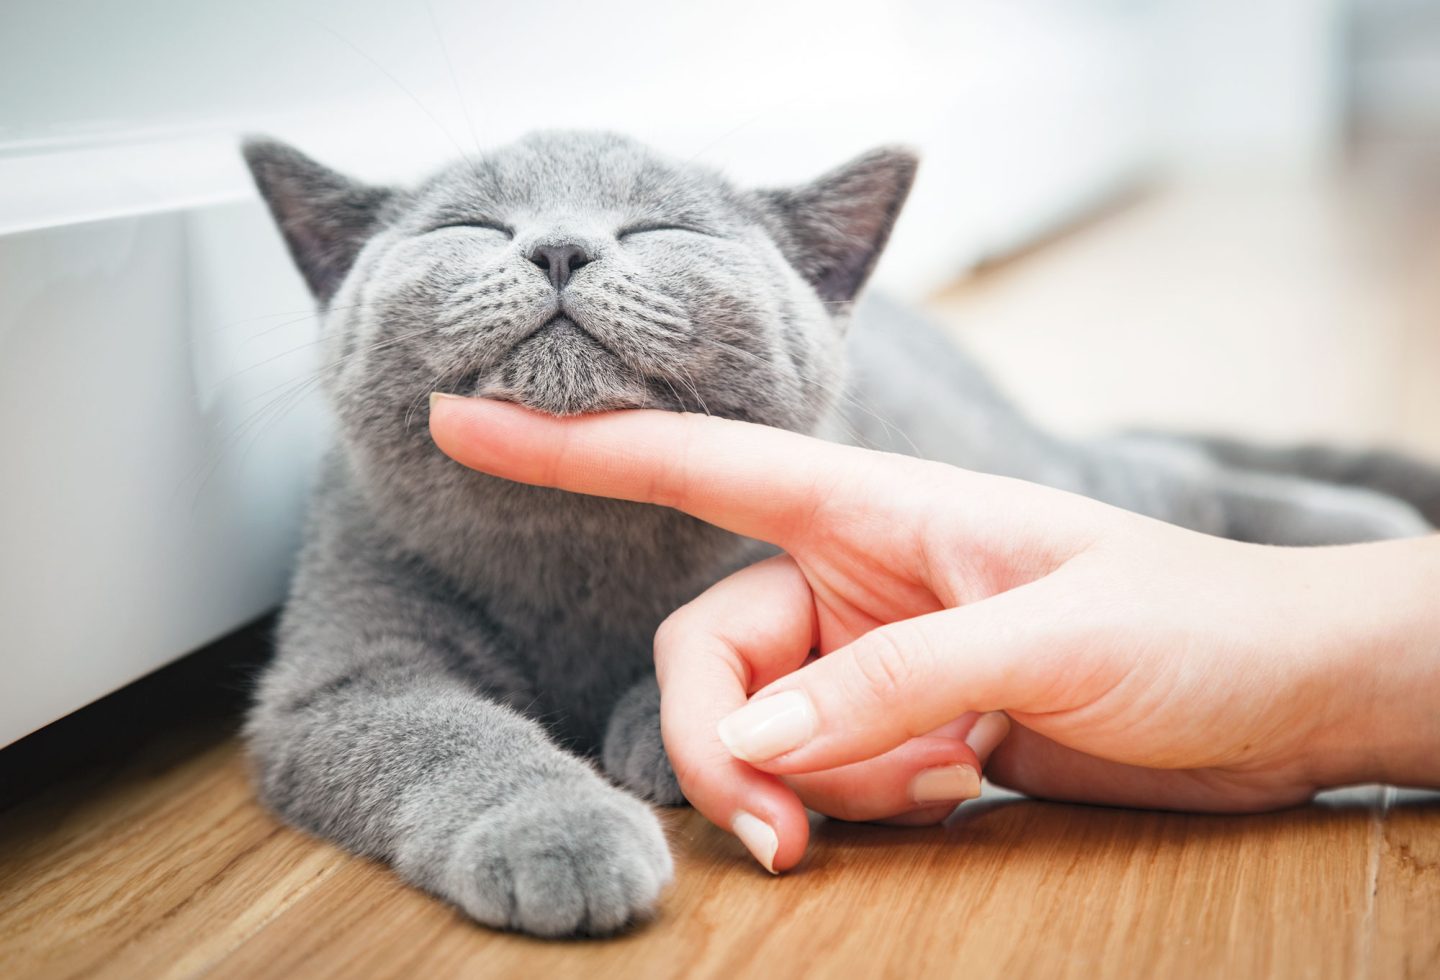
left=478, top=388, right=657, bottom=417
left=465, top=377, right=665, bottom=417
left=447, top=342, right=690, bottom=416
left=455, top=317, right=664, bottom=416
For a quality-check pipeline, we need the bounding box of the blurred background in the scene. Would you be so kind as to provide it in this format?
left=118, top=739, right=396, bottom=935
left=3, top=0, right=1439, bottom=743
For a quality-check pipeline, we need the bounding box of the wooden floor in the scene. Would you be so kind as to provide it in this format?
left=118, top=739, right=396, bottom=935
left=3, top=653, right=1437, bottom=980
left=6, top=151, right=1440, bottom=977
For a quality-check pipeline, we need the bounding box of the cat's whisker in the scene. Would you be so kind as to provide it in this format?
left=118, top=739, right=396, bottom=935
left=181, top=324, right=444, bottom=502
left=591, top=283, right=889, bottom=443
left=234, top=309, right=330, bottom=351
left=654, top=374, right=688, bottom=413
left=423, top=0, right=485, bottom=160
left=177, top=300, right=444, bottom=363
left=669, top=364, right=711, bottom=417
left=179, top=372, right=326, bottom=509
left=237, top=299, right=443, bottom=347
left=406, top=366, right=449, bottom=431
left=227, top=375, right=327, bottom=484
left=683, top=331, right=917, bottom=455
left=217, top=324, right=439, bottom=394
left=299, top=13, right=476, bottom=168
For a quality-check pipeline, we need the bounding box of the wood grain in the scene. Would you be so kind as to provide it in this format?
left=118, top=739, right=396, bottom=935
left=1, top=726, right=1432, bottom=980
left=1373, top=789, right=1440, bottom=977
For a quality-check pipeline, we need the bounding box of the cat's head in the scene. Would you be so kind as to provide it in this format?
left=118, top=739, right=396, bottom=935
left=243, top=130, right=914, bottom=448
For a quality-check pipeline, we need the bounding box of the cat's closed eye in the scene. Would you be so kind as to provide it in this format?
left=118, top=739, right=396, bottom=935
left=429, top=220, right=514, bottom=238
left=616, top=223, right=714, bottom=240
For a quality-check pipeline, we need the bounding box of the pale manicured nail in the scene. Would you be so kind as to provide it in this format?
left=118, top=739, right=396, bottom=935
left=964, top=711, right=1011, bottom=765
left=910, top=764, right=982, bottom=804
left=732, top=811, right=779, bottom=874
left=429, top=391, right=460, bottom=411
left=716, top=690, right=817, bottom=763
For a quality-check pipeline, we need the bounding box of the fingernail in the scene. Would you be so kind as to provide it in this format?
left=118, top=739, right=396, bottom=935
left=910, top=764, right=981, bottom=804
left=717, top=690, right=816, bottom=763
left=732, top=811, right=779, bottom=874
left=429, top=391, right=460, bottom=411
left=964, top=711, right=1011, bottom=765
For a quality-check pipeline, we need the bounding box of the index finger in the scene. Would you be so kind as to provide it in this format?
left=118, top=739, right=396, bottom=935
left=429, top=394, right=876, bottom=547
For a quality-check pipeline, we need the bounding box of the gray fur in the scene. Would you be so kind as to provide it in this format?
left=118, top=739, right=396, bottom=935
left=242, top=130, right=1437, bottom=937
left=1142, top=433, right=1440, bottom=529
left=603, top=676, right=684, bottom=805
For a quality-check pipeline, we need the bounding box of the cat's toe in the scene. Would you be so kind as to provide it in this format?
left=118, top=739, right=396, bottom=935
left=450, top=780, right=673, bottom=937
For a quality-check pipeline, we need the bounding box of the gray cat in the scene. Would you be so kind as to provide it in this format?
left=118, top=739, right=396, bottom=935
left=241, top=130, right=1437, bottom=937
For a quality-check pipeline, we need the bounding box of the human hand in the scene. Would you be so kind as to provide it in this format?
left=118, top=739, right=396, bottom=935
left=430, top=396, right=1440, bottom=872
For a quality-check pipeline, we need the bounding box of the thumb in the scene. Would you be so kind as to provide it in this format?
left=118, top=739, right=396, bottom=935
left=715, top=578, right=1078, bottom=775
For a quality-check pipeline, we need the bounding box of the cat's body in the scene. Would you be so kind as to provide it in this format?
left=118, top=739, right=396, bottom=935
left=242, top=131, right=1437, bottom=937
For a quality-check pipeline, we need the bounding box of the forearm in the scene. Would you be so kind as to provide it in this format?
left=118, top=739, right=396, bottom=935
left=1306, top=535, right=1440, bottom=790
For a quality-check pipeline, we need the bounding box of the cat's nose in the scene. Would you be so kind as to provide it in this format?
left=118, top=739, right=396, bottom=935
left=527, top=242, right=593, bottom=290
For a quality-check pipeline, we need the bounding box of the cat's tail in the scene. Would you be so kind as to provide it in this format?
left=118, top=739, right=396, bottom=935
left=1126, top=431, right=1440, bottom=528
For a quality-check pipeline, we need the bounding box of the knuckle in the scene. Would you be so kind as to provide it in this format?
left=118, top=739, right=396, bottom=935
left=653, top=602, right=703, bottom=660
left=653, top=609, right=686, bottom=654
left=847, top=626, right=919, bottom=708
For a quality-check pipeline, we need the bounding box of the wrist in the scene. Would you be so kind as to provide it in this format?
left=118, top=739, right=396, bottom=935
left=1305, top=537, right=1440, bottom=790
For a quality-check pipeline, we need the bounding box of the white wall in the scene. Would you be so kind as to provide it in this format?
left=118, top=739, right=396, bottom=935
left=1150, top=0, right=1347, bottom=172
left=0, top=204, right=325, bottom=746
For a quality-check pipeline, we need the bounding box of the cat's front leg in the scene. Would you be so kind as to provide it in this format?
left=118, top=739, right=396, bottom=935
left=249, top=638, right=672, bottom=936
left=603, top=675, right=685, bottom=806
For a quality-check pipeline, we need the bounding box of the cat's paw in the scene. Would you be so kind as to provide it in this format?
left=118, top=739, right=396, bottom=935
left=602, top=678, right=685, bottom=806
left=447, top=779, right=673, bottom=937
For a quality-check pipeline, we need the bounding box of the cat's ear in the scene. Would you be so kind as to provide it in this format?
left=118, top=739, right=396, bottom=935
left=755, top=146, right=917, bottom=304
left=241, top=137, right=395, bottom=303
